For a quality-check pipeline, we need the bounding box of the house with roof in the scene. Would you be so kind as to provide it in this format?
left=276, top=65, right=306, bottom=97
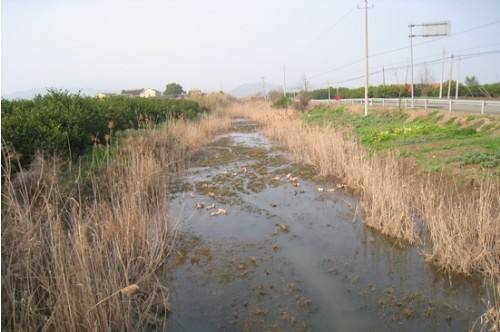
left=121, top=88, right=161, bottom=98
left=96, top=92, right=117, bottom=99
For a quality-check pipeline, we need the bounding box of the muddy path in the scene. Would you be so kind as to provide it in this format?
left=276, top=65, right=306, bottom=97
left=164, top=118, right=485, bottom=332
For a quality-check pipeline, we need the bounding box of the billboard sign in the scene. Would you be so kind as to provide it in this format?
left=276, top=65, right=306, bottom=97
left=409, top=21, right=450, bottom=38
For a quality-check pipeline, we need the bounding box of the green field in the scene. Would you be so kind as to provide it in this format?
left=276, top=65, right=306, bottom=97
left=303, top=106, right=500, bottom=178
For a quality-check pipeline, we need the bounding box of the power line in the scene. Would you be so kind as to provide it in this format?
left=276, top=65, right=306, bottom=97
left=307, top=6, right=357, bottom=45
left=308, top=18, right=500, bottom=80
left=324, top=49, right=500, bottom=86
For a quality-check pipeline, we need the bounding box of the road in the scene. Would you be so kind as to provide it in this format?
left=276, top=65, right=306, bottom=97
left=311, top=98, right=500, bottom=114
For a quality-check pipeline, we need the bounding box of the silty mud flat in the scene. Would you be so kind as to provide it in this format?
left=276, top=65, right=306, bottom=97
left=165, top=118, right=485, bottom=332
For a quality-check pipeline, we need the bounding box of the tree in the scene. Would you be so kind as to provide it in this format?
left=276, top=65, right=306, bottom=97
left=465, top=76, right=479, bottom=87
left=418, top=64, right=434, bottom=97
left=164, top=83, right=185, bottom=98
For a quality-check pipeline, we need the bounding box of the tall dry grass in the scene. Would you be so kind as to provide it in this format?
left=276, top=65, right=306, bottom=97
left=224, top=101, right=499, bottom=330
left=1, top=111, right=231, bottom=331
left=224, top=101, right=499, bottom=278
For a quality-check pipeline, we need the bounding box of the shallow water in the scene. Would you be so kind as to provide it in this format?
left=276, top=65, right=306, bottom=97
left=165, top=119, right=484, bottom=332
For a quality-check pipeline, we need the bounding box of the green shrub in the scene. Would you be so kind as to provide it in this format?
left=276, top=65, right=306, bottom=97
left=453, top=151, right=500, bottom=168
left=1, top=90, right=207, bottom=166
left=272, top=96, right=292, bottom=109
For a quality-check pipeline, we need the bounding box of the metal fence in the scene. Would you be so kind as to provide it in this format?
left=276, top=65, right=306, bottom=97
left=311, top=98, right=500, bottom=115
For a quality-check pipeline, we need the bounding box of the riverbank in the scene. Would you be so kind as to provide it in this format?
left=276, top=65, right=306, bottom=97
left=224, top=102, right=498, bottom=277
left=305, top=105, right=500, bottom=180
left=1, top=110, right=231, bottom=331
left=164, top=116, right=491, bottom=331
left=221, top=101, right=498, bottom=330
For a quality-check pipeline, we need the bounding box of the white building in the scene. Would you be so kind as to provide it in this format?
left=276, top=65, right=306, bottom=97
left=121, top=88, right=161, bottom=98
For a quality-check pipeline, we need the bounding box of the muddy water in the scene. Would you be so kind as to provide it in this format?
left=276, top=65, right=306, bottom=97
left=165, top=119, right=484, bottom=332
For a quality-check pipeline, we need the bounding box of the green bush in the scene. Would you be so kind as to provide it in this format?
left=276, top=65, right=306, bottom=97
left=1, top=90, right=207, bottom=166
left=272, top=96, right=292, bottom=109
left=308, top=82, right=500, bottom=99
left=454, top=151, right=500, bottom=168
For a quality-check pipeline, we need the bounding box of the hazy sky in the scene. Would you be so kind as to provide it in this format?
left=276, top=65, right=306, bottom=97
left=2, top=0, right=500, bottom=95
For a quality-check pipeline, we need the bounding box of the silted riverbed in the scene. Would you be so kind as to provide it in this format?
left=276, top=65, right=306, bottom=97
left=164, top=118, right=485, bottom=332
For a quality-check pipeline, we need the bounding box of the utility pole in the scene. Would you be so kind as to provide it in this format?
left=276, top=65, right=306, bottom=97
left=439, top=48, right=446, bottom=99
left=409, top=24, right=415, bottom=107
left=382, top=67, right=386, bottom=86
left=261, top=76, right=267, bottom=101
left=363, top=0, right=369, bottom=116
left=283, top=66, right=287, bottom=97
left=302, top=74, right=309, bottom=92
left=447, top=55, right=453, bottom=99
left=336, top=86, right=339, bottom=99
left=455, top=57, right=460, bottom=100
left=327, top=81, right=331, bottom=100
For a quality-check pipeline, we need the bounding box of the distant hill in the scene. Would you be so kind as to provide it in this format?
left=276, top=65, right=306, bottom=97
left=2, top=87, right=104, bottom=100
left=229, top=82, right=282, bottom=97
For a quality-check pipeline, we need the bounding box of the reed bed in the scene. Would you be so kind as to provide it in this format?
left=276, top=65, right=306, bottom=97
left=1, top=111, right=231, bottom=331
left=225, top=101, right=499, bottom=330
left=224, top=101, right=499, bottom=278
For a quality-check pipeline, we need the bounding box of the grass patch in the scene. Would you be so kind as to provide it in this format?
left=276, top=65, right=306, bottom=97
left=303, top=106, right=500, bottom=178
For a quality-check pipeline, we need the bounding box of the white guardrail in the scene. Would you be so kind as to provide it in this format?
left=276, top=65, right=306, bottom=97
left=311, top=98, right=500, bottom=115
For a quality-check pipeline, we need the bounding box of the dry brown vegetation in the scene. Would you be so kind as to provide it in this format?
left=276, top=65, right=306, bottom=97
left=224, top=101, right=500, bottom=330
left=1, top=111, right=231, bottom=331
left=223, top=101, right=499, bottom=278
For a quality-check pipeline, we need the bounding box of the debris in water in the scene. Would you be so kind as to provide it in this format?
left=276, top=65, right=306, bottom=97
left=297, top=297, right=312, bottom=308
left=272, top=176, right=281, bottom=181
left=276, top=224, right=289, bottom=232
left=205, top=203, right=216, bottom=210
left=250, top=256, right=257, bottom=265
left=327, top=188, right=336, bottom=192
left=189, top=192, right=195, bottom=198
left=208, top=192, right=216, bottom=197
left=286, top=173, right=292, bottom=179
left=238, top=263, right=248, bottom=273
left=240, top=167, right=247, bottom=173
left=402, top=306, right=415, bottom=319
left=272, top=244, right=279, bottom=251
left=253, top=307, right=267, bottom=316
left=317, top=187, right=324, bottom=192
left=195, top=202, right=205, bottom=209
left=271, top=203, right=277, bottom=208
left=190, top=255, right=201, bottom=264
left=336, top=183, right=345, bottom=189
left=280, top=311, right=295, bottom=323
left=210, top=208, right=227, bottom=216
left=292, top=181, right=300, bottom=187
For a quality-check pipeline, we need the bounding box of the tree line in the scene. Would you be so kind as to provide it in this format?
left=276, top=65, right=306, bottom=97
left=2, top=90, right=207, bottom=167
left=306, top=80, right=500, bottom=100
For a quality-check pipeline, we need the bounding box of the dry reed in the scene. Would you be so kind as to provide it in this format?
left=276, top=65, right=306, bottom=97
left=223, top=101, right=499, bottom=277
left=1, top=111, right=231, bottom=331
left=224, top=101, right=499, bottom=330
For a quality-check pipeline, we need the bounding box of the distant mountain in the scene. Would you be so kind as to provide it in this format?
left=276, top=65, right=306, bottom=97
left=229, top=82, right=282, bottom=97
left=2, top=87, right=105, bottom=100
